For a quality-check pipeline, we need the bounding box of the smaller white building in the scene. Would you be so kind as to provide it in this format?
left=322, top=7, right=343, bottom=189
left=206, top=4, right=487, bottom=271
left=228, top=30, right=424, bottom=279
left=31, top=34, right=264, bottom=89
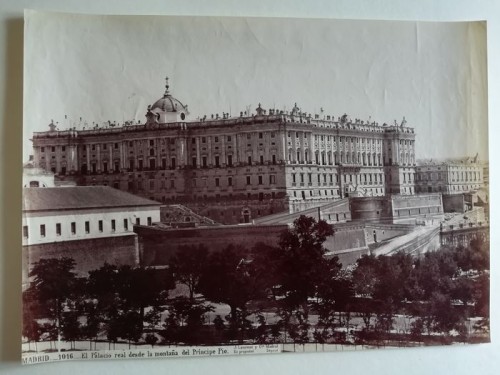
left=22, top=186, right=161, bottom=246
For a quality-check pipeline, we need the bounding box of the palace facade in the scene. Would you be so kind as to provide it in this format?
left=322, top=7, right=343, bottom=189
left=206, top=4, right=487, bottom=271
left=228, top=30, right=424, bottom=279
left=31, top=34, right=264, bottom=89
left=30, top=78, right=417, bottom=224
left=415, top=157, right=485, bottom=194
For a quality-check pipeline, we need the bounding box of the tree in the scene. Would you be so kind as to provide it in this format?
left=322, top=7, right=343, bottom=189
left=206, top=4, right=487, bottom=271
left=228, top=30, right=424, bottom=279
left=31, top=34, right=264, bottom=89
left=28, top=257, right=77, bottom=347
left=80, top=300, right=100, bottom=350
left=275, top=216, right=334, bottom=311
left=61, top=311, right=81, bottom=349
left=88, top=263, right=174, bottom=338
left=352, top=255, right=379, bottom=298
left=313, top=261, right=353, bottom=342
left=22, top=288, right=42, bottom=351
left=162, top=296, right=213, bottom=344
left=270, top=216, right=335, bottom=344
left=116, top=265, right=173, bottom=322
left=121, top=311, right=144, bottom=349
left=198, top=245, right=261, bottom=322
left=145, top=333, right=158, bottom=348
left=170, top=244, right=209, bottom=300
left=22, top=318, right=41, bottom=352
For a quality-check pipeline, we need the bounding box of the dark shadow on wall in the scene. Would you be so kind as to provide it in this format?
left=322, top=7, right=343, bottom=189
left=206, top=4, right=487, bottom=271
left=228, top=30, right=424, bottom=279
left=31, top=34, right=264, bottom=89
left=0, top=17, right=23, bottom=363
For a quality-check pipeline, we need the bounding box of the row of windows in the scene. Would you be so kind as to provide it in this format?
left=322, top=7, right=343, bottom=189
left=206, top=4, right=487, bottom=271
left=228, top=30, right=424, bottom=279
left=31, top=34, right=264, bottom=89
left=291, top=172, right=384, bottom=184
left=41, top=134, right=280, bottom=155
left=291, top=188, right=384, bottom=199
left=40, top=132, right=413, bottom=155
left=289, top=133, right=386, bottom=146
left=287, top=150, right=385, bottom=166
left=40, top=146, right=62, bottom=153
left=22, top=217, right=152, bottom=239
left=416, top=171, right=482, bottom=182
left=78, top=154, right=279, bottom=173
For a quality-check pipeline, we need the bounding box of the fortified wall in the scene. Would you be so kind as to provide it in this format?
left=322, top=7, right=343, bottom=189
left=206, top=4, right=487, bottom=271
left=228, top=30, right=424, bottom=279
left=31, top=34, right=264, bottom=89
left=22, top=234, right=139, bottom=285
left=350, top=193, right=444, bottom=224
left=135, top=224, right=288, bottom=266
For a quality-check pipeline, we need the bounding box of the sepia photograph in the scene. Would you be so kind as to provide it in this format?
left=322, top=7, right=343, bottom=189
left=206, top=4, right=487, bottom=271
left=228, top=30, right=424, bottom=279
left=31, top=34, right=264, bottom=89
left=21, top=12, right=489, bottom=364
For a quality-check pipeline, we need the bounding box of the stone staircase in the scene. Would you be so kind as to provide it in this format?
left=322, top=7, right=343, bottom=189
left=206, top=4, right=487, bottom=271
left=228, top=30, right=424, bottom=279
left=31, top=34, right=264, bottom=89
left=254, top=198, right=350, bottom=225
left=161, top=204, right=219, bottom=226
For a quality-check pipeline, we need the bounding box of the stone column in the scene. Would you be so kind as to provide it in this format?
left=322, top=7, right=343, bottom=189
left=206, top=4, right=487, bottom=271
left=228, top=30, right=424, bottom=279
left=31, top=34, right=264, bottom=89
left=196, top=137, right=201, bottom=168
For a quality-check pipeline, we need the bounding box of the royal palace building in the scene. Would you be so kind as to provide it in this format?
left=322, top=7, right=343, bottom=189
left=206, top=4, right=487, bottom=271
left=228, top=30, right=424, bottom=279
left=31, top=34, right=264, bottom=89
left=415, top=156, right=485, bottom=195
left=30, top=78, right=417, bottom=224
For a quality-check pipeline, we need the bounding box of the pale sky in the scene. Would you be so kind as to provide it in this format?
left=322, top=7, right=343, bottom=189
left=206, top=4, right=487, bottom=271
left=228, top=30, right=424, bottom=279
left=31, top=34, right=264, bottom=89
left=24, top=12, right=488, bottom=161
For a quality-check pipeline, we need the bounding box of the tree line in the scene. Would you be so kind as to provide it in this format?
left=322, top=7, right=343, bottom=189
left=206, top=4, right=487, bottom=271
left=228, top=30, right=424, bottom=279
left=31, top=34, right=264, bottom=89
left=23, top=216, right=489, bottom=351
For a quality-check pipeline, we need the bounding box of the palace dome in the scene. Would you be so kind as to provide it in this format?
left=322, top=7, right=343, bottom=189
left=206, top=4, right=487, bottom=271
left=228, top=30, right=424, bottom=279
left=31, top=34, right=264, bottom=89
left=151, top=95, right=187, bottom=113
left=150, top=77, right=188, bottom=113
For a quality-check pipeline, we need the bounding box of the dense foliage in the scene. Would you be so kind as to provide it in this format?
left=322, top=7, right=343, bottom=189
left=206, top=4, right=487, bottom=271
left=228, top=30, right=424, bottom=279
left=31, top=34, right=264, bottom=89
left=23, top=216, right=489, bottom=350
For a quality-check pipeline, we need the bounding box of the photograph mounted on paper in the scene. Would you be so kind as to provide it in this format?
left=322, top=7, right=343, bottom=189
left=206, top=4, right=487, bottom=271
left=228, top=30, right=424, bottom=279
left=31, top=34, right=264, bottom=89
left=21, top=11, right=489, bottom=364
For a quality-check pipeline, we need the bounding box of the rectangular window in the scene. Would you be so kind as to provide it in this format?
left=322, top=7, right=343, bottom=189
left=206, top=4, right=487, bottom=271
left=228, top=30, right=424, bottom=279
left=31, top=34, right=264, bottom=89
left=215, top=156, right=220, bottom=167
left=149, top=139, right=154, bottom=146
left=52, top=146, right=55, bottom=152
left=147, top=217, right=152, bottom=226
left=260, top=155, right=264, bottom=165
left=40, top=224, right=46, bottom=238
left=103, top=144, right=107, bottom=150
left=214, top=136, right=219, bottom=143
left=227, top=155, right=233, bottom=167
left=227, top=136, right=232, bottom=142
left=114, top=143, right=119, bottom=149
left=71, top=222, right=76, bottom=235
left=192, top=157, right=197, bottom=168
left=246, top=176, right=251, bottom=185
left=228, top=177, right=233, bottom=186
left=98, top=220, right=103, bottom=233
left=202, top=137, right=206, bottom=143
left=23, top=225, right=28, bottom=238
left=103, top=162, right=108, bottom=173
left=215, top=178, right=220, bottom=187
left=258, top=176, right=263, bottom=185
left=248, top=156, right=252, bottom=165
left=202, top=157, right=207, bottom=168
left=272, top=155, right=276, bottom=164
left=270, top=175, right=276, bottom=184
left=111, top=220, right=116, bottom=232
left=124, top=219, right=128, bottom=231
left=171, top=158, right=176, bottom=169
left=41, top=147, right=45, bottom=152
left=56, top=223, right=62, bottom=236
left=136, top=218, right=140, bottom=225
left=85, top=221, right=90, bottom=234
